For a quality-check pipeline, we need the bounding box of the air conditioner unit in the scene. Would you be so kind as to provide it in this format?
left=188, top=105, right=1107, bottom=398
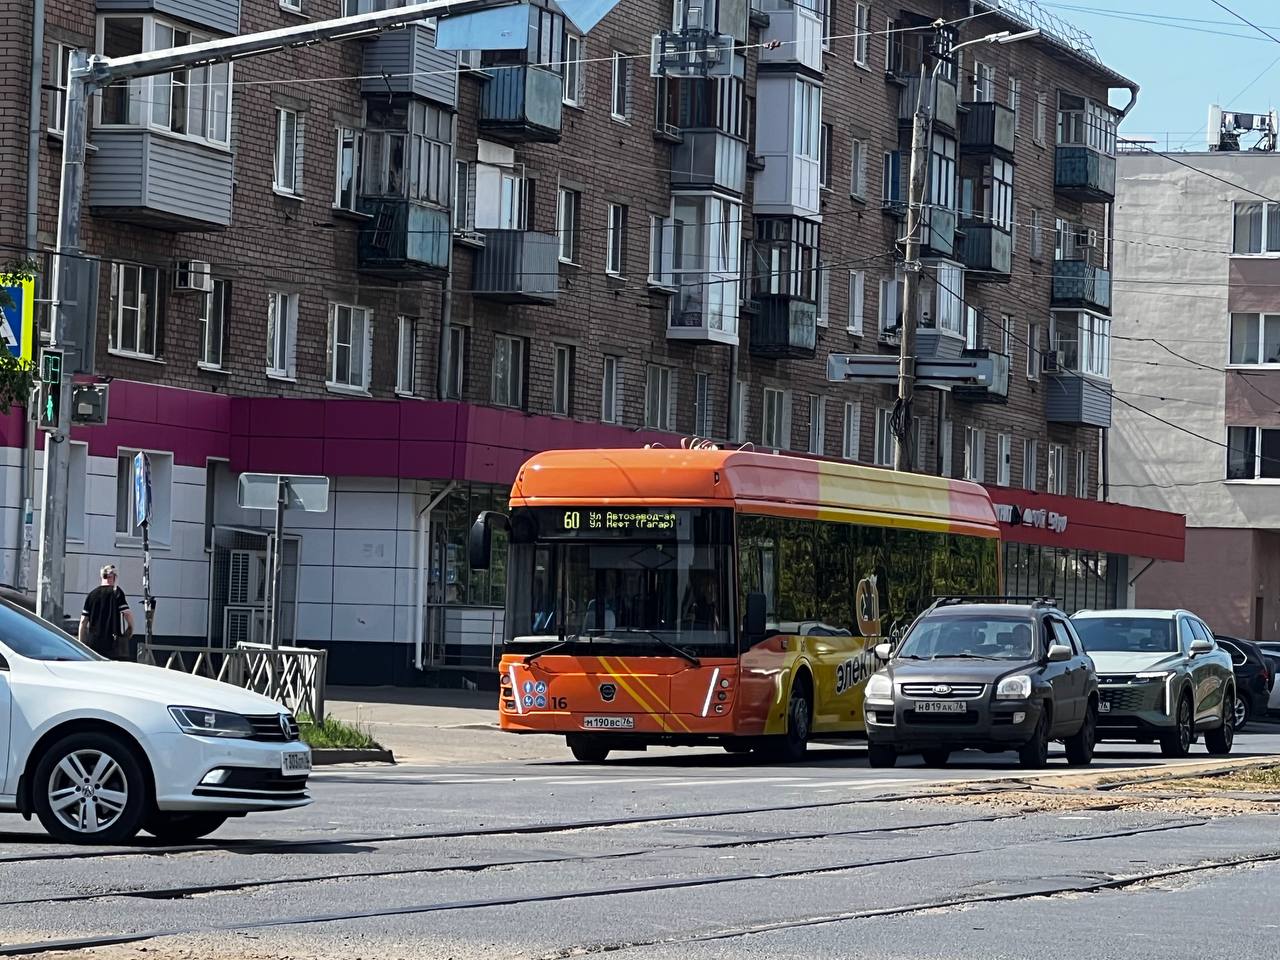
left=1041, top=349, right=1060, bottom=372
left=174, top=260, right=213, bottom=293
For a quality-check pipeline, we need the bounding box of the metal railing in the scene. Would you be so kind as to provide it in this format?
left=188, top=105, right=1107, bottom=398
left=137, top=642, right=328, bottom=720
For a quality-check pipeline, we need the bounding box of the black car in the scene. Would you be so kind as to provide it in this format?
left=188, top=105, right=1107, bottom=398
left=1214, top=636, right=1272, bottom=729
left=863, top=598, right=1099, bottom=769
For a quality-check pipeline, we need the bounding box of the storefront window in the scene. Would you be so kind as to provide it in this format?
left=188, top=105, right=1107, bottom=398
left=1002, top=543, right=1121, bottom=614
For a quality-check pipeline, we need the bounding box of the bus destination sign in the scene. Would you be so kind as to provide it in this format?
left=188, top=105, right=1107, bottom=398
left=546, top=507, right=685, bottom=537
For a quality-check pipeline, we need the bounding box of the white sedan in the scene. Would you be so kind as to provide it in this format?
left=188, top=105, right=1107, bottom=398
left=0, top=599, right=312, bottom=844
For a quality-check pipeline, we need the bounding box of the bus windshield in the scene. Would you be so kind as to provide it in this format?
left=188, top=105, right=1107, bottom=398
left=505, top=506, right=734, bottom=653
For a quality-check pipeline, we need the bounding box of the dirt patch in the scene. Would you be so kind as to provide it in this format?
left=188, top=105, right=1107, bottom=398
left=911, top=788, right=1280, bottom=816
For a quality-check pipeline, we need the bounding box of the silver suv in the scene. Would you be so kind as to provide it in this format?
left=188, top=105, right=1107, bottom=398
left=1070, top=609, right=1235, bottom=757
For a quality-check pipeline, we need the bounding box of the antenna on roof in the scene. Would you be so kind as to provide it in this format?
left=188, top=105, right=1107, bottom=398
left=1209, top=103, right=1278, bottom=152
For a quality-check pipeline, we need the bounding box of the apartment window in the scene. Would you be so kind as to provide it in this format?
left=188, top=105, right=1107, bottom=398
left=274, top=108, right=304, bottom=195
left=879, top=271, right=904, bottom=334
left=762, top=387, right=790, bottom=450
left=1030, top=209, right=1043, bottom=258
left=99, top=16, right=231, bottom=147
left=971, top=61, right=994, bottom=102
left=362, top=101, right=453, bottom=206
left=606, top=203, right=628, bottom=276
left=1052, top=311, right=1111, bottom=378
left=453, top=159, right=475, bottom=231
left=820, top=0, right=833, bottom=48
left=873, top=408, right=894, bottom=466
left=933, top=260, right=964, bottom=336
left=600, top=355, right=622, bottom=423
left=108, top=263, right=160, bottom=359
left=445, top=325, right=466, bottom=400
left=929, top=134, right=957, bottom=212
left=853, top=3, right=869, bottom=65
left=1229, top=313, right=1280, bottom=364
left=694, top=372, right=712, bottom=437
left=964, top=306, right=980, bottom=351
left=280, top=0, right=302, bottom=11
left=847, top=270, right=865, bottom=335
left=1027, top=322, right=1043, bottom=380
left=1058, top=92, right=1117, bottom=154
left=1008, top=76, right=1021, bottom=129
left=563, top=33, right=583, bottom=106
left=940, top=419, right=953, bottom=477
left=115, top=450, right=173, bottom=544
left=996, top=433, right=1012, bottom=487
left=470, top=163, right=525, bottom=230
left=611, top=51, right=630, bottom=120
left=1054, top=217, right=1077, bottom=262
left=1048, top=443, right=1066, bottom=494
left=1010, top=201, right=1021, bottom=253
left=492, top=334, right=526, bottom=408
left=987, top=157, right=1014, bottom=230
left=649, top=214, right=675, bottom=288
left=1234, top=202, right=1280, bottom=254
left=1034, top=92, right=1046, bottom=143
left=795, top=80, right=822, bottom=162
left=842, top=401, right=861, bottom=460
left=819, top=123, right=833, bottom=188
left=1023, top=439, right=1038, bottom=490
left=808, top=395, right=826, bottom=455
left=198, top=279, right=228, bottom=369
left=850, top=137, right=867, bottom=198
left=551, top=343, right=574, bottom=416
left=812, top=263, right=830, bottom=326
left=48, top=43, right=73, bottom=133
left=732, top=379, right=747, bottom=442
left=266, top=291, right=297, bottom=378
left=1000, top=313, right=1012, bottom=355
left=557, top=188, right=580, bottom=263
left=882, top=150, right=903, bottom=208
left=396, top=316, right=417, bottom=395
left=334, top=127, right=362, bottom=211
left=962, top=427, right=985, bottom=482
left=645, top=364, right=673, bottom=430
left=1075, top=449, right=1088, bottom=498
left=327, top=303, right=371, bottom=392
left=1228, top=426, right=1280, bottom=479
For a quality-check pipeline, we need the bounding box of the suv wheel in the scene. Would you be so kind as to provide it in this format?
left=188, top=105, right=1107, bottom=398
left=1065, top=700, right=1097, bottom=766
left=1160, top=695, right=1194, bottom=758
left=1018, top=710, right=1052, bottom=769
left=1206, top=687, right=1236, bottom=756
left=867, top=743, right=897, bottom=768
left=1233, top=694, right=1251, bottom=731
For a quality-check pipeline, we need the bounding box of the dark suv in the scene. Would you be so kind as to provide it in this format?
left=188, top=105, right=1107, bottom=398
left=863, top=598, right=1099, bottom=769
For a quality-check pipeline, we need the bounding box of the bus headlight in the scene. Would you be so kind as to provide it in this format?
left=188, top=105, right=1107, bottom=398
left=865, top=673, right=893, bottom=700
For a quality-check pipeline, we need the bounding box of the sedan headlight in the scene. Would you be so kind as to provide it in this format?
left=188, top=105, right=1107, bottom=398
left=169, top=706, right=255, bottom=739
left=865, top=673, right=893, bottom=700
left=995, top=674, right=1033, bottom=700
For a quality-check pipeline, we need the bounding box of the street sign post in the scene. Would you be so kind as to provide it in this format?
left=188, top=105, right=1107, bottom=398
left=238, top=473, right=331, bottom=649
left=133, top=452, right=155, bottom=653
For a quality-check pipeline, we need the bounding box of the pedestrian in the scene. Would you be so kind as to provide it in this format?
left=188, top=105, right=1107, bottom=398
left=79, top=564, right=134, bottom=659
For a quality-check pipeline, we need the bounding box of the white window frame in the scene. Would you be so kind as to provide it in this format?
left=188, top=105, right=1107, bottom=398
left=115, top=449, right=173, bottom=545
left=551, top=343, right=574, bottom=416
left=847, top=270, right=865, bottom=335
left=396, top=316, right=417, bottom=396
left=849, top=136, right=867, bottom=198
left=933, top=260, right=964, bottom=336
left=645, top=364, right=674, bottom=430
left=198, top=278, right=228, bottom=370
left=762, top=386, right=790, bottom=450
left=557, top=188, right=580, bottom=264
left=563, top=33, right=583, bottom=106
left=333, top=126, right=362, bottom=212
left=610, top=50, right=630, bottom=121
left=649, top=213, right=675, bottom=289
left=842, top=401, right=860, bottom=460
left=1034, top=92, right=1047, bottom=144
left=267, top=291, right=297, bottom=379
left=819, top=123, right=832, bottom=189
left=808, top=394, right=825, bottom=455
left=1228, top=312, right=1280, bottom=366
left=971, top=61, right=994, bottom=102
left=108, top=262, right=160, bottom=360
left=853, top=3, right=869, bottom=66
left=1023, top=438, right=1037, bottom=490
left=1048, top=442, right=1065, bottom=494
left=873, top=407, right=893, bottom=467
left=606, top=202, right=628, bottom=276
left=492, top=334, right=526, bottom=409
left=1027, top=321, right=1042, bottom=380
left=280, top=0, right=302, bottom=12
left=997, top=433, right=1011, bottom=487
left=815, top=262, right=830, bottom=327
left=1075, top=448, right=1088, bottom=498
left=963, top=426, right=986, bottom=482
left=327, top=302, right=372, bottom=393
left=274, top=108, right=304, bottom=196
left=602, top=354, right=622, bottom=423
left=1030, top=208, right=1043, bottom=258
left=1008, top=75, right=1021, bottom=131
left=879, top=270, right=904, bottom=334
left=1227, top=426, right=1280, bottom=480
left=48, top=42, right=74, bottom=134
left=694, top=372, right=712, bottom=438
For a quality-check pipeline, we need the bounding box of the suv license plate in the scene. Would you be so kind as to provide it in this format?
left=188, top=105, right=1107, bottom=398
left=916, top=701, right=965, bottom=714
left=582, top=716, right=634, bottom=729
left=282, top=751, right=312, bottom=776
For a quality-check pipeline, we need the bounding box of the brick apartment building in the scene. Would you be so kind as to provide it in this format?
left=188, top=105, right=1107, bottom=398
left=0, top=0, right=1185, bottom=683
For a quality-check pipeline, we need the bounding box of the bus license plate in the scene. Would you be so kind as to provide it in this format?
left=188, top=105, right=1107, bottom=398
left=916, top=701, right=965, bottom=714
left=582, top=716, right=634, bottom=729
left=282, top=751, right=312, bottom=776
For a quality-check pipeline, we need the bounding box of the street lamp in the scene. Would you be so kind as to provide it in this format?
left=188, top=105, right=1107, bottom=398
left=892, top=24, right=1041, bottom=472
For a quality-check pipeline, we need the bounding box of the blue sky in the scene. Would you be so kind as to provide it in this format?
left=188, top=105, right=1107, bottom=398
left=1038, top=1, right=1280, bottom=150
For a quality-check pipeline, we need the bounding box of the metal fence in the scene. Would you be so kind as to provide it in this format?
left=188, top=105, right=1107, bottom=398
left=137, top=642, right=328, bottom=721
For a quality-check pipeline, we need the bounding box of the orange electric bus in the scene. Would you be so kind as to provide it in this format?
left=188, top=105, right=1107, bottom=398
left=469, top=444, right=1001, bottom=762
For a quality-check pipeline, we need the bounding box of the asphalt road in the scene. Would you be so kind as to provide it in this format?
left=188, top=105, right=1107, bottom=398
left=3, top=724, right=1280, bottom=960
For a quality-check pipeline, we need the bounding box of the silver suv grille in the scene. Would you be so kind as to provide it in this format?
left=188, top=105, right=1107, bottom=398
left=900, top=683, right=985, bottom=699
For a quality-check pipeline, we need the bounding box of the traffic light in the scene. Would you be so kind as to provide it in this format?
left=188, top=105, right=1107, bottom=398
left=36, top=382, right=60, bottom=432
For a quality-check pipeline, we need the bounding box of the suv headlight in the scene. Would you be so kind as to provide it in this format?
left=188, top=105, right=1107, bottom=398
left=995, top=674, right=1033, bottom=700
left=865, top=673, right=893, bottom=700
left=1136, top=671, right=1172, bottom=680
left=169, top=706, right=255, bottom=739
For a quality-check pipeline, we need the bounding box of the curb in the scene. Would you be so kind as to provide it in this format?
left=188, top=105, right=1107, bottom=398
left=311, top=747, right=396, bottom=765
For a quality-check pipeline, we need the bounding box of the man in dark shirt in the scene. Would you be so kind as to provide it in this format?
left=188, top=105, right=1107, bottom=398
left=79, top=564, right=134, bottom=658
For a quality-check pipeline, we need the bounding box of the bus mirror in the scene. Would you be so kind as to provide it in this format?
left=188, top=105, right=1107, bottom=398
left=468, top=511, right=509, bottom=571
left=744, top=592, right=767, bottom=642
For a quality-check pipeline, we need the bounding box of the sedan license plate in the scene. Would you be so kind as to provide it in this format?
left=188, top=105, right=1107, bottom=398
left=282, top=750, right=312, bottom=776
left=582, top=716, right=635, bottom=730
left=915, top=700, right=966, bottom=714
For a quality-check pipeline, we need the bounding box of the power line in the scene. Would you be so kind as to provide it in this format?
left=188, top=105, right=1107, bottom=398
left=1206, top=0, right=1280, bottom=46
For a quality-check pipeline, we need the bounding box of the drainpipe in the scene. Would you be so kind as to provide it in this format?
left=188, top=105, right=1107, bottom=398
left=19, top=0, right=47, bottom=593
left=415, top=480, right=456, bottom=671
left=725, top=345, right=738, bottom=442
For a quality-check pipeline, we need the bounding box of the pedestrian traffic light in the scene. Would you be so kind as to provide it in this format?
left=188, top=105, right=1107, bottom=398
left=41, top=348, right=62, bottom=386
left=36, top=382, right=60, bottom=433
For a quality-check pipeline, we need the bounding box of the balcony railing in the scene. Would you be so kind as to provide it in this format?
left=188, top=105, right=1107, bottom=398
left=473, top=230, right=559, bottom=303
left=1055, top=145, right=1116, bottom=202
left=357, top=199, right=450, bottom=278
left=478, top=65, right=563, bottom=143
left=960, top=101, right=1016, bottom=156
left=750, top=295, right=817, bottom=358
left=900, top=77, right=957, bottom=133
left=959, top=222, right=1012, bottom=279
left=1051, top=259, right=1111, bottom=313
left=88, top=130, right=233, bottom=231
left=671, top=129, right=748, bottom=194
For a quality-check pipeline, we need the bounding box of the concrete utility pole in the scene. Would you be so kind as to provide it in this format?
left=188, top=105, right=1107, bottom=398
left=36, top=0, right=516, bottom=624
left=894, top=23, right=1040, bottom=474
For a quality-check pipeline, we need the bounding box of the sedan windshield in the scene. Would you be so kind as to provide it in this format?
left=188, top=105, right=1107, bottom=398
left=897, top=615, right=1038, bottom=660
left=0, top=599, right=100, bottom=662
left=1072, top=617, right=1175, bottom=653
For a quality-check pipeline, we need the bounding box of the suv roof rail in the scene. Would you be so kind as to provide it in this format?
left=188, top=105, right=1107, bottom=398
left=931, top=595, right=1060, bottom=608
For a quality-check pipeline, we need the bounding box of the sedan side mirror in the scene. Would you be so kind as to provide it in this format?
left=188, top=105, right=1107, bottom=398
left=1047, top=643, right=1073, bottom=663
left=1189, top=637, right=1213, bottom=656
left=874, top=642, right=892, bottom=662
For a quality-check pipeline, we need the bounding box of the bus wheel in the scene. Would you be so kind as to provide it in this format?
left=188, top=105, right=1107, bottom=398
left=566, top=735, right=610, bottom=763
left=762, top=679, right=811, bottom=763
left=723, top=740, right=753, bottom=755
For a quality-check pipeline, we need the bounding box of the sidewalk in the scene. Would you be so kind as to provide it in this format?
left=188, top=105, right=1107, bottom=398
left=326, top=686, right=567, bottom=764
